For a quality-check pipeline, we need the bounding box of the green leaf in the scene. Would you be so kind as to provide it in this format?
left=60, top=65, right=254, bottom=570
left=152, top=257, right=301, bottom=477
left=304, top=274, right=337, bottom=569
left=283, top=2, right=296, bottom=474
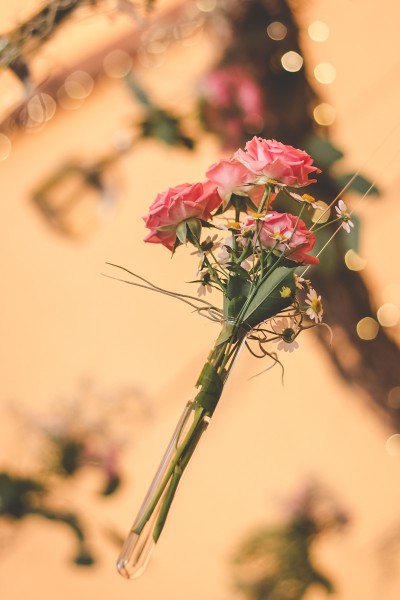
left=215, top=321, right=235, bottom=346
left=176, top=221, right=188, bottom=245
left=304, top=134, right=344, bottom=167
left=242, top=267, right=297, bottom=328
left=187, top=218, right=202, bottom=242
left=335, top=173, right=380, bottom=196
left=223, top=276, right=251, bottom=321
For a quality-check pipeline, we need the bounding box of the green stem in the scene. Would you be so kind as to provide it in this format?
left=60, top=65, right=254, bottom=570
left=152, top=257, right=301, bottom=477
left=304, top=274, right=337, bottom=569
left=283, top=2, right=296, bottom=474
left=258, top=184, right=271, bottom=213
left=311, top=216, right=342, bottom=233
left=194, top=240, right=225, bottom=291
left=132, top=321, right=246, bottom=542
left=153, top=417, right=208, bottom=542
left=133, top=405, right=205, bottom=536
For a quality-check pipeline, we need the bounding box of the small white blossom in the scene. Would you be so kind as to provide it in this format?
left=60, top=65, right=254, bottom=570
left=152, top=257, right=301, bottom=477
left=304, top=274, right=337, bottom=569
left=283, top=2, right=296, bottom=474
left=197, top=271, right=212, bottom=296
left=272, top=317, right=300, bottom=353
left=305, top=289, right=323, bottom=323
left=335, top=199, right=354, bottom=233
left=191, top=234, right=220, bottom=258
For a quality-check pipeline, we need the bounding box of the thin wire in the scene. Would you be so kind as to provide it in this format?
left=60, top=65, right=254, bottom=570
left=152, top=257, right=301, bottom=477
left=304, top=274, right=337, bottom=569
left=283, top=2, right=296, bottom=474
left=309, top=117, right=400, bottom=231
left=301, top=142, right=400, bottom=278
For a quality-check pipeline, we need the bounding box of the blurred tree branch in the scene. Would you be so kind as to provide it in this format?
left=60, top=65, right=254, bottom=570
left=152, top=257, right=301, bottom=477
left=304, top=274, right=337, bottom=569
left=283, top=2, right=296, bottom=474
left=2, top=0, right=399, bottom=429
left=205, top=0, right=400, bottom=429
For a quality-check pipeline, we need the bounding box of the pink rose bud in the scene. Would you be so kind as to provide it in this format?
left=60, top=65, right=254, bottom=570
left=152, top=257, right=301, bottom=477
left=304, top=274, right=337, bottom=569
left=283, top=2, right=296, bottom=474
left=206, top=157, right=272, bottom=207
left=143, top=181, right=222, bottom=250
left=244, top=211, right=319, bottom=265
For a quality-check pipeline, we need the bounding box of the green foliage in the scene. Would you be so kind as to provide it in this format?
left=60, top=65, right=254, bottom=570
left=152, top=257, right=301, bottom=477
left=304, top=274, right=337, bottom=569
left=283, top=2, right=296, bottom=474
left=0, top=471, right=97, bottom=566
left=224, top=276, right=251, bottom=321
left=233, top=516, right=335, bottom=600
left=304, top=135, right=344, bottom=168
left=125, top=73, right=194, bottom=149
left=242, top=267, right=297, bottom=329
left=0, top=472, right=44, bottom=518
left=139, top=109, right=194, bottom=149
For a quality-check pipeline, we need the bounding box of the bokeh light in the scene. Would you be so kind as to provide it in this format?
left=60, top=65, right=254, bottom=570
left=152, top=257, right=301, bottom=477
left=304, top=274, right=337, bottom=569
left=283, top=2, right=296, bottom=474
left=356, top=317, right=379, bottom=340
left=388, top=387, right=400, bottom=409
left=281, top=51, right=303, bottom=72
left=314, top=62, right=336, bottom=84
left=308, top=21, right=330, bottom=42
left=385, top=434, right=400, bottom=456
left=267, top=21, right=287, bottom=40
left=196, top=0, right=216, bottom=11
left=313, top=102, right=336, bottom=126
left=103, top=50, right=132, bottom=78
left=377, top=303, right=400, bottom=327
left=0, top=133, right=12, bottom=161
left=27, top=93, right=57, bottom=124
left=344, top=249, right=367, bottom=271
left=64, top=71, right=94, bottom=100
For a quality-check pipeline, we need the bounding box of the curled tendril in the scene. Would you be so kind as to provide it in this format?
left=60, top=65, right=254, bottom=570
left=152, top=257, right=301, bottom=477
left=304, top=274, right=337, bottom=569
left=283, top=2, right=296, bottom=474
left=247, top=348, right=285, bottom=384
left=104, top=264, right=333, bottom=365
left=103, top=263, right=224, bottom=322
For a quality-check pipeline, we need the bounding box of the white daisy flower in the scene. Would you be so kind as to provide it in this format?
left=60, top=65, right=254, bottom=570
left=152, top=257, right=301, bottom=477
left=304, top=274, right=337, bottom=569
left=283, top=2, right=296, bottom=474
left=335, top=199, right=354, bottom=233
left=305, top=289, right=323, bottom=323
left=272, top=317, right=300, bottom=353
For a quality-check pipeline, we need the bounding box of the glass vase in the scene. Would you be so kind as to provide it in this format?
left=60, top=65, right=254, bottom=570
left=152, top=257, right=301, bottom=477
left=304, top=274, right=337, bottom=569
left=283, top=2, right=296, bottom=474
left=117, top=320, right=248, bottom=579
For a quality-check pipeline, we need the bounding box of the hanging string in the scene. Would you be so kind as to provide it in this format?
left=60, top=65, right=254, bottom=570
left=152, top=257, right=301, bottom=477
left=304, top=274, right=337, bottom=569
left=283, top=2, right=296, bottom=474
left=301, top=136, right=400, bottom=277
left=309, top=117, right=400, bottom=231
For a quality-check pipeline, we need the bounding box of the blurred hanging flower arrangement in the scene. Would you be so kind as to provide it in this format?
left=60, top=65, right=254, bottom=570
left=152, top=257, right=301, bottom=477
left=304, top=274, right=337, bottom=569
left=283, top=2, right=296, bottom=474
left=198, top=65, right=265, bottom=149
left=109, top=136, right=355, bottom=578
left=232, top=482, right=348, bottom=600
left=0, top=381, right=149, bottom=566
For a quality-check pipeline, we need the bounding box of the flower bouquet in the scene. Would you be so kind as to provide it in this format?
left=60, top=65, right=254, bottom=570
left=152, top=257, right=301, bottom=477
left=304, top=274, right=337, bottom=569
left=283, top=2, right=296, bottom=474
left=113, top=137, right=352, bottom=579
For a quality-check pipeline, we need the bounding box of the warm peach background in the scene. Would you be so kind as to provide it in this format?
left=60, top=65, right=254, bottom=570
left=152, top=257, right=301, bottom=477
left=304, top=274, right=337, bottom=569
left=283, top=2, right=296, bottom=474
left=1, top=1, right=400, bottom=599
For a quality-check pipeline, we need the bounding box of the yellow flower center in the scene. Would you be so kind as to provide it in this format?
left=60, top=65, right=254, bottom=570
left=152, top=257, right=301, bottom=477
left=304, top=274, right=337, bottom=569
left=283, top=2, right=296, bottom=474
left=312, top=298, right=322, bottom=313
left=272, top=232, right=287, bottom=242
left=280, top=286, right=292, bottom=298
left=301, top=193, right=316, bottom=204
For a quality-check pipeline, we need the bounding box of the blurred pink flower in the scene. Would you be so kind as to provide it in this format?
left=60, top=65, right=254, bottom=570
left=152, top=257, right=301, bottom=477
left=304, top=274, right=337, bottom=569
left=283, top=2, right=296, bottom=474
left=199, top=66, right=264, bottom=148
left=201, top=66, right=264, bottom=113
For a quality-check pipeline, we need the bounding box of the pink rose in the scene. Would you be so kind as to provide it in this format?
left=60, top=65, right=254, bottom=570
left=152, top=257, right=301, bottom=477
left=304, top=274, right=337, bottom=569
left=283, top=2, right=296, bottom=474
left=206, top=157, right=272, bottom=207
left=144, top=181, right=222, bottom=250
left=235, top=137, right=320, bottom=187
left=244, top=211, right=319, bottom=265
